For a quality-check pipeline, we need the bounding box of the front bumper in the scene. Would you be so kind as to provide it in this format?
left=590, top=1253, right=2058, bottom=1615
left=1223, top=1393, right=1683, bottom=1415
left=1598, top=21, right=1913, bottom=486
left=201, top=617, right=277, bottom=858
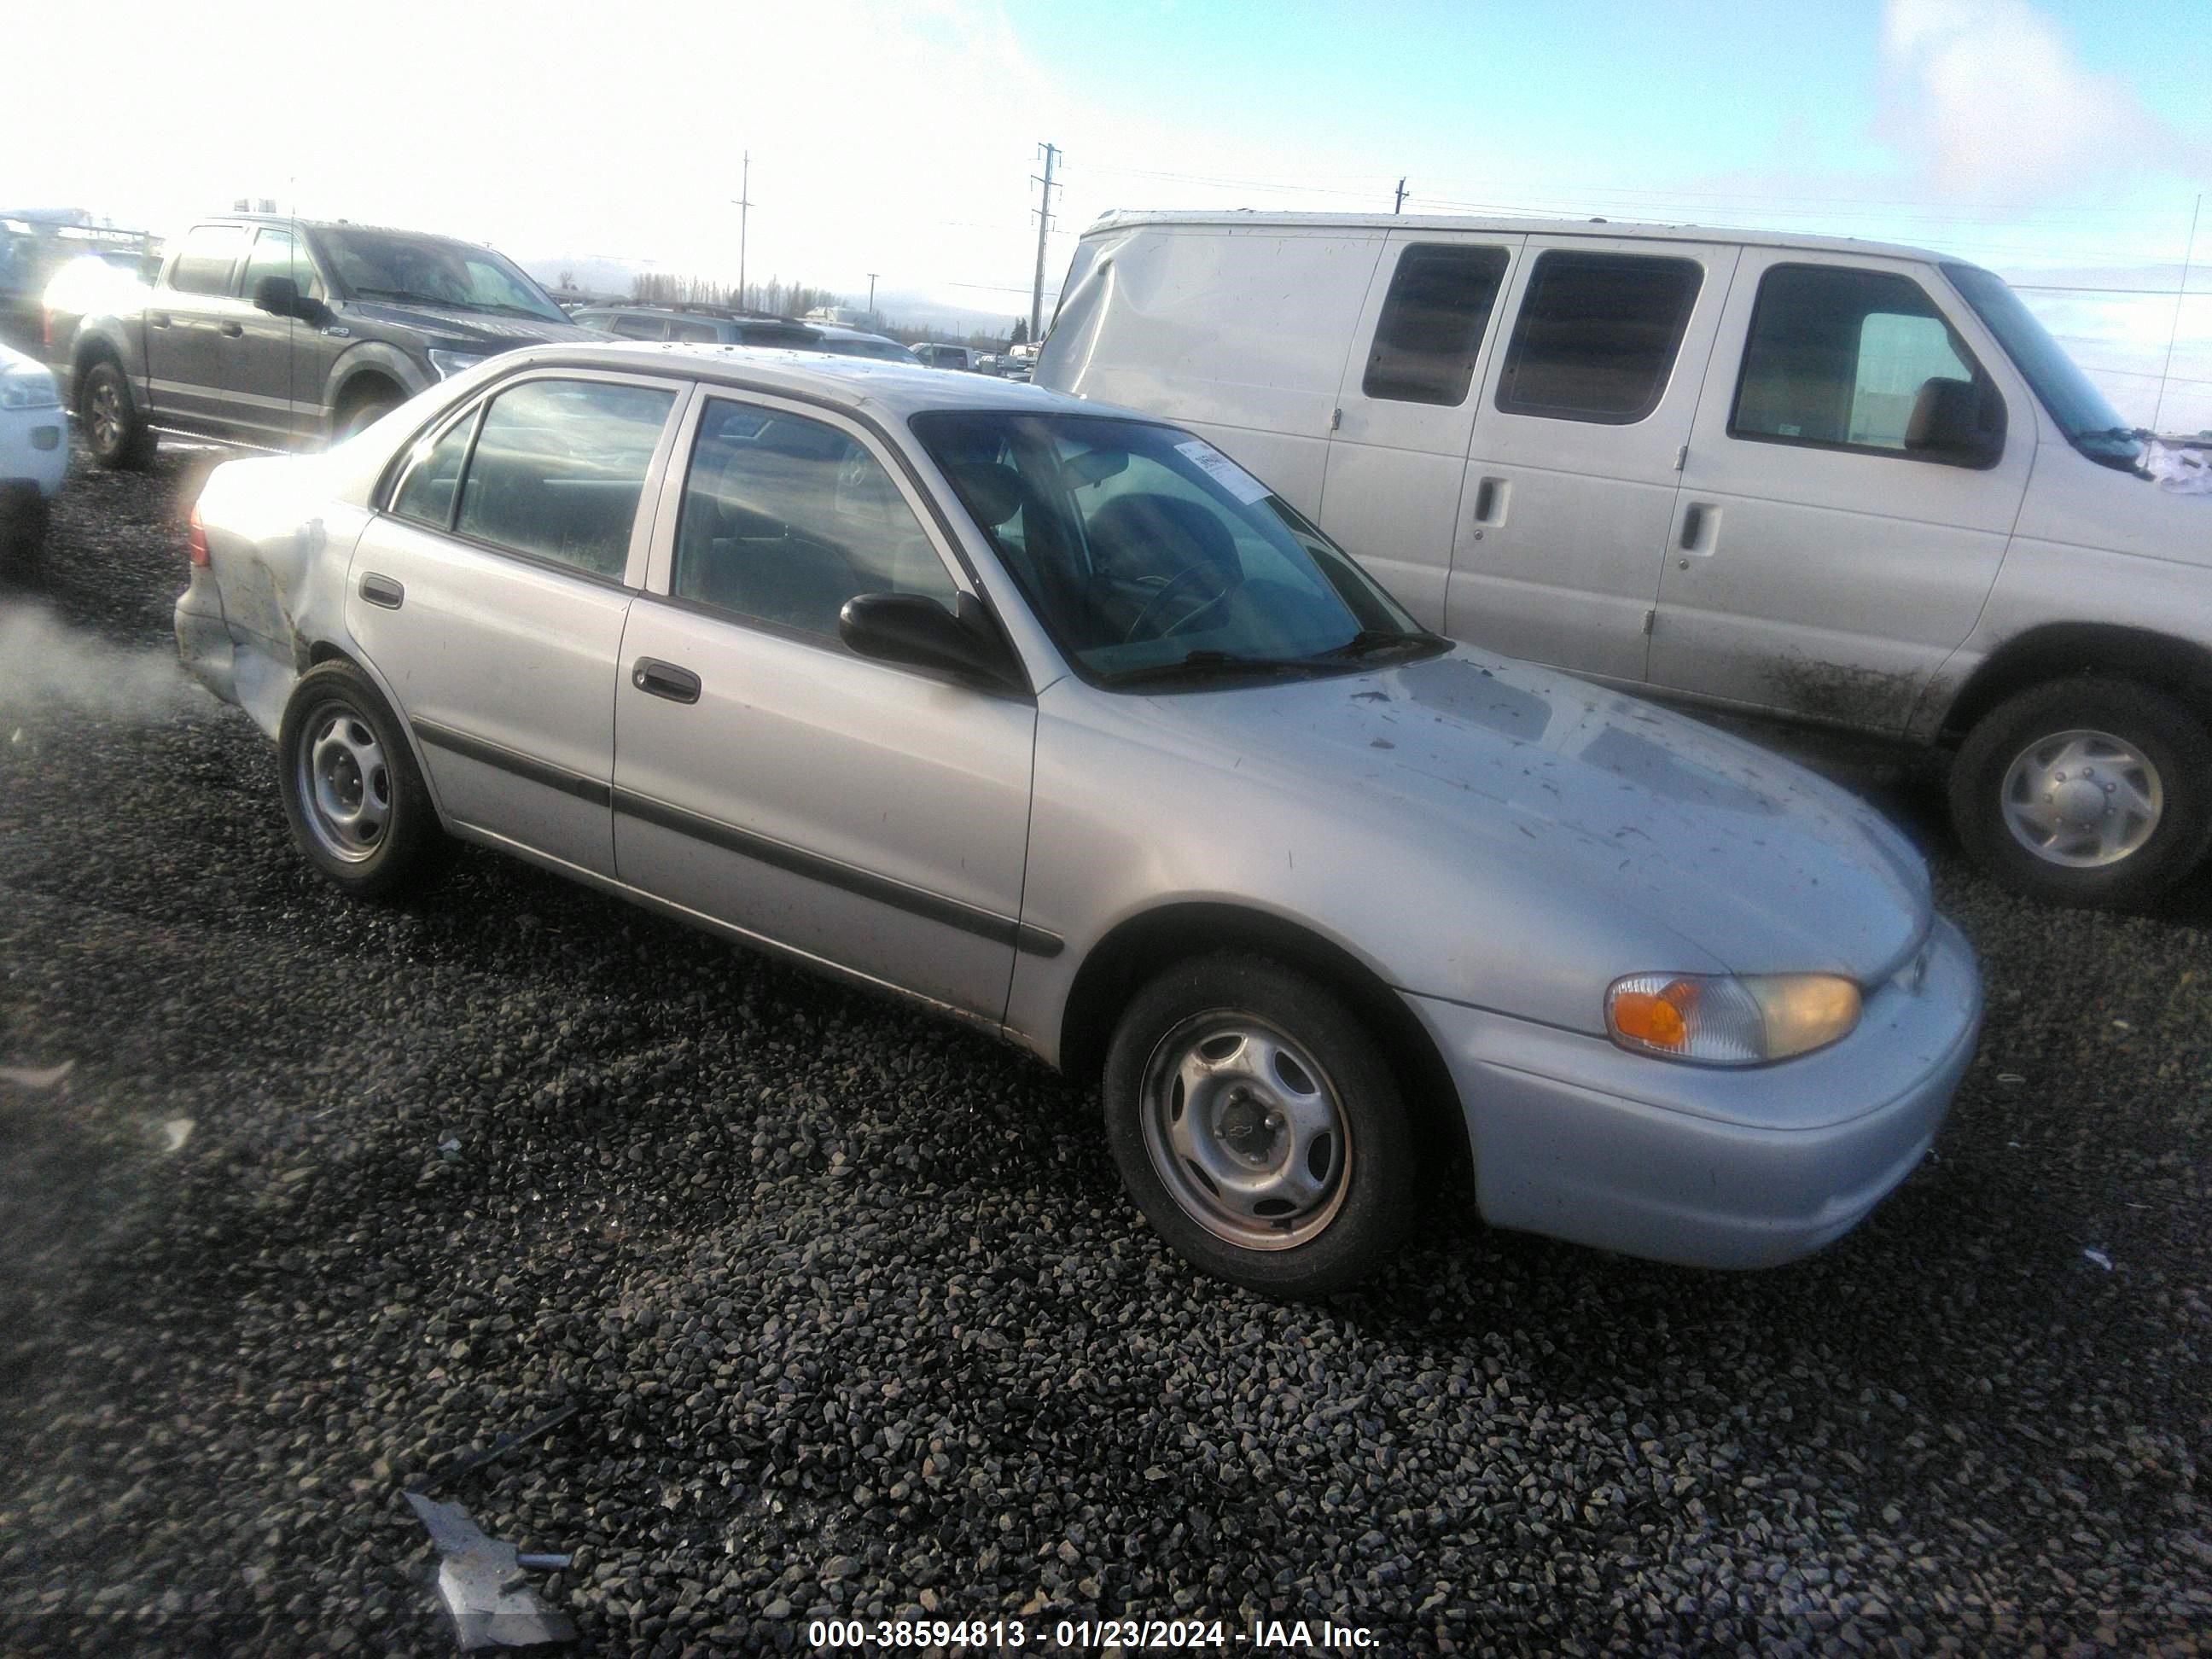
left=1406, top=916, right=1982, bottom=1269
left=1, top=405, right=70, bottom=499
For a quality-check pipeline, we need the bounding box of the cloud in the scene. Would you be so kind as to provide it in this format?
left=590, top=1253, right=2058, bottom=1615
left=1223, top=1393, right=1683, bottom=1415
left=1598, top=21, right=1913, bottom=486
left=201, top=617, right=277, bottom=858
left=1880, top=0, right=2195, bottom=198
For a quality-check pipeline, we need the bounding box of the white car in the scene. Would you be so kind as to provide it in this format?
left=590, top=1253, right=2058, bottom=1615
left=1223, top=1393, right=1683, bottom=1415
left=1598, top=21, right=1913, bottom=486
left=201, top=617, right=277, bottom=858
left=0, top=339, right=67, bottom=573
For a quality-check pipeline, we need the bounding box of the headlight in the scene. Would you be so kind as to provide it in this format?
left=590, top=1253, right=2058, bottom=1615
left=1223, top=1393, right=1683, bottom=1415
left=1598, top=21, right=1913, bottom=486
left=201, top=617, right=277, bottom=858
left=0, top=365, right=61, bottom=410
left=1606, top=972, right=1860, bottom=1065
left=426, top=349, right=486, bottom=381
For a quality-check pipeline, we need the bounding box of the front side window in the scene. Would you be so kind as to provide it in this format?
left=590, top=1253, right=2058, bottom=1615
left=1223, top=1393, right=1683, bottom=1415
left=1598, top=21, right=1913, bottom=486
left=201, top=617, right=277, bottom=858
left=911, top=411, right=1440, bottom=689
left=169, top=225, right=248, bottom=297
left=242, top=228, right=322, bottom=305
left=672, top=399, right=958, bottom=639
left=668, top=317, right=720, bottom=342
left=1494, top=250, right=1703, bottom=423
left=1362, top=243, right=1511, bottom=406
left=1732, top=265, right=1992, bottom=457
left=449, top=379, right=676, bottom=577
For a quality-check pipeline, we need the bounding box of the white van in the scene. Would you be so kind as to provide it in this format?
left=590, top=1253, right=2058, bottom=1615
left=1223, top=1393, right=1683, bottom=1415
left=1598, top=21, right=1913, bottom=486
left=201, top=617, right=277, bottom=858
left=1035, top=211, right=2212, bottom=907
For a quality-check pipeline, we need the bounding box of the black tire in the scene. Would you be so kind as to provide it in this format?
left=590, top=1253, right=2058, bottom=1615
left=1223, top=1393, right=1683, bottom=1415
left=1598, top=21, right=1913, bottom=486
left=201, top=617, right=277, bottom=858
left=1102, top=953, right=1416, bottom=1297
left=334, top=390, right=402, bottom=442
left=276, top=661, right=446, bottom=900
left=1950, top=677, right=2212, bottom=908
left=80, top=359, right=156, bottom=469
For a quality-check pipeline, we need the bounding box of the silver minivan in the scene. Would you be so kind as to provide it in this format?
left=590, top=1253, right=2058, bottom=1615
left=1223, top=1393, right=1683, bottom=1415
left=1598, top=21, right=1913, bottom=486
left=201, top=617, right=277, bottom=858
left=1038, top=212, right=2212, bottom=908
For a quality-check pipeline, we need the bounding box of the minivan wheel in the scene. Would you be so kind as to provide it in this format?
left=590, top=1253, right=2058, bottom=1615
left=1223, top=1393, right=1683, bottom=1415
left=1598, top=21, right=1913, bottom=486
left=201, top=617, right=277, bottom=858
left=1951, top=678, right=2212, bottom=908
left=1102, top=954, right=1415, bottom=1297
left=81, top=360, right=156, bottom=469
left=277, top=661, right=445, bottom=900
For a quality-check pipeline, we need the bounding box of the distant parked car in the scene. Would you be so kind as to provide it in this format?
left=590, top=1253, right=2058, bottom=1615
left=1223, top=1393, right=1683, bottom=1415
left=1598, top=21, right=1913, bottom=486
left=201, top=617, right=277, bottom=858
left=810, top=323, right=922, bottom=364
left=911, top=342, right=985, bottom=371
left=55, top=214, right=592, bottom=466
left=177, top=341, right=1980, bottom=1297
left=0, top=339, right=67, bottom=573
left=981, top=351, right=1032, bottom=381
left=571, top=304, right=824, bottom=349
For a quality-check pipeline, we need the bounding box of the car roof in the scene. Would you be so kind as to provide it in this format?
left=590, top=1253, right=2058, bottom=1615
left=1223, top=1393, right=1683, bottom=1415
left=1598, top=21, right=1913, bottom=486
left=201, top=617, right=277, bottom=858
left=486, top=340, right=1109, bottom=421
left=1079, top=208, right=1954, bottom=266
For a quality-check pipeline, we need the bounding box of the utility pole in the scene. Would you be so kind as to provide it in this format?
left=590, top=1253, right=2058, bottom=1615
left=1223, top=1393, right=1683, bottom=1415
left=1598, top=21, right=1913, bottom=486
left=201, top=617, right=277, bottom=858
left=2152, top=192, right=2202, bottom=436
left=1394, top=177, right=1408, bottom=214
left=866, top=271, right=878, bottom=319
left=1030, top=142, right=1060, bottom=345
left=731, top=152, right=752, bottom=310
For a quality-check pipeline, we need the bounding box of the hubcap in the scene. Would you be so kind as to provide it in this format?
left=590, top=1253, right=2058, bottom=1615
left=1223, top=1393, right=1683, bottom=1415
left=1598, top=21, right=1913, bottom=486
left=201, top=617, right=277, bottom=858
left=296, top=701, right=392, bottom=863
left=89, top=380, right=122, bottom=449
left=1138, top=1012, right=1351, bottom=1251
left=2000, top=728, right=2163, bottom=868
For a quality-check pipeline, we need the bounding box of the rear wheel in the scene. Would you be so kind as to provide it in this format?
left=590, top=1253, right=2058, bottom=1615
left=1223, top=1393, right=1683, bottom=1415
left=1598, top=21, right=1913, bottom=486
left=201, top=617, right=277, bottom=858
left=1102, top=954, right=1416, bottom=1297
left=1950, top=677, right=2212, bottom=907
left=81, top=360, right=155, bottom=469
left=276, top=661, right=445, bottom=900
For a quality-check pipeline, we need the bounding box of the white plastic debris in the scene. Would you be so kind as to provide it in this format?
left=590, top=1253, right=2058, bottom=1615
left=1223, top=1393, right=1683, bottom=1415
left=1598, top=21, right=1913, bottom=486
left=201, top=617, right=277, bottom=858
left=2140, top=439, right=2212, bottom=495
left=2082, top=1247, right=2114, bottom=1272
left=159, top=1118, right=195, bottom=1153
left=0, top=1060, right=74, bottom=1090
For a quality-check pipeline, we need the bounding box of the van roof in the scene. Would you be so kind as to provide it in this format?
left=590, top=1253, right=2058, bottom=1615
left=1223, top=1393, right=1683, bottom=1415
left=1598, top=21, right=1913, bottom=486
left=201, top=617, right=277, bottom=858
left=1077, top=209, right=1960, bottom=269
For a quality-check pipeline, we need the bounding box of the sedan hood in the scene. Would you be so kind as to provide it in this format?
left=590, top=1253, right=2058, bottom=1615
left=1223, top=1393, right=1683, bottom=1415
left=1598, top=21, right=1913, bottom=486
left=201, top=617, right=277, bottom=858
left=1128, top=647, right=1931, bottom=982
left=335, top=301, right=594, bottom=348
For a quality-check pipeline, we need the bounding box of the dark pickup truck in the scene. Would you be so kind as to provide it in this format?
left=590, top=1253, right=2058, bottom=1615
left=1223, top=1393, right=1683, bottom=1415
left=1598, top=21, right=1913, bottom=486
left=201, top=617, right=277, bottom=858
left=51, top=214, right=592, bottom=467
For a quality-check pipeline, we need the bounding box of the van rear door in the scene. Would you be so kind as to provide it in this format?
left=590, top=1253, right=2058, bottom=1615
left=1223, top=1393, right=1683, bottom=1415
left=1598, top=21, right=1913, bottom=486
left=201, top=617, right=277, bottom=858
left=1648, top=251, right=2029, bottom=733
left=1447, top=235, right=1740, bottom=684
left=1318, top=232, right=1522, bottom=625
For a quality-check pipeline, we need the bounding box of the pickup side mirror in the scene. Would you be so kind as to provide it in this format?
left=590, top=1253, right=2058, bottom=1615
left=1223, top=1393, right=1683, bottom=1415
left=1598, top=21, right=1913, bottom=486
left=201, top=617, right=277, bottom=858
left=1905, top=376, right=2004, bottom=468
left=253, top=274, right=326, bottom=324
left=839, top=591, right=1027, bottom=693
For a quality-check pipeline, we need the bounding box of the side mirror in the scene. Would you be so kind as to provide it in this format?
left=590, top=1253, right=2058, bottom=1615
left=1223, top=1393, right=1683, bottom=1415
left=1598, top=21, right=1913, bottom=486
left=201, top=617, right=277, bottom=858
left=839, top=591, right=1027, bottom=692
left=1905, top=376, right=2003, bottom=467
left=253, top=274, right=328, bottom=324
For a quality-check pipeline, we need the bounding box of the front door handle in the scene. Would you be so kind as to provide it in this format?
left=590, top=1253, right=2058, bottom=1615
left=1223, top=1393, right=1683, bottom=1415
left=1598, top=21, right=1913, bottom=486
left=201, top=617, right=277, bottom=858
left=359, top=572, right=405, bottom=609
left=632, top=658, right=701, bottom=704
left=218, top=322, right=244, bottom=338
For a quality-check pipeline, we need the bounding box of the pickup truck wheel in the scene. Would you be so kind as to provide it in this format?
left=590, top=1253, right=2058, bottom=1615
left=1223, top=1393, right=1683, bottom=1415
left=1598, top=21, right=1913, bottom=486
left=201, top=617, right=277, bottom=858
left=335, top=393, right=401, bottom=441
left=277, top=661, right=445, bottom=900
left=1103, top=954, right=1415, bottom=1298
left=1951, top=678, right=2212, bottom=908
left=82, top=360, right=156, bottom=469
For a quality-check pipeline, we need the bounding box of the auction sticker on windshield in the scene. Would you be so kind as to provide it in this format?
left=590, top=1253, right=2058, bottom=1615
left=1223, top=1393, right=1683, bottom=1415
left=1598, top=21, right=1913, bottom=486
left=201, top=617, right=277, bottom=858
left=1173, top=438, right=1272, bottom=505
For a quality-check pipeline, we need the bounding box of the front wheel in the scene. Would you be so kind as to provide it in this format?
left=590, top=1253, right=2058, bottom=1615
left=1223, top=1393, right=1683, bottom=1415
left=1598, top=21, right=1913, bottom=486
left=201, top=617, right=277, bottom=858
left=335, top=393, right=401, bottom=442
left=1102, top=954, right=1416, bottom=1297
left=276, top=661, right=445, bottom=900
left=1950, top=678, right=2212, bottom=908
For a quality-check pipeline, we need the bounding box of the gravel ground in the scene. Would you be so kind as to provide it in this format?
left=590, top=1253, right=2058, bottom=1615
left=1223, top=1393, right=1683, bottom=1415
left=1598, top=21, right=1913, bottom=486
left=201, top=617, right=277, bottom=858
left=0, top=437, right=2207, bottom=1657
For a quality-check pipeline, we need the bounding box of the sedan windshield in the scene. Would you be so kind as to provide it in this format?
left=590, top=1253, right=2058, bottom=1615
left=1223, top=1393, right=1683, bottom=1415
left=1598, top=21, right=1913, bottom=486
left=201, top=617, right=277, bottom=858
left=911, top=411, right=1442, bottom=687
left=314, top=228, right=568, bottom=325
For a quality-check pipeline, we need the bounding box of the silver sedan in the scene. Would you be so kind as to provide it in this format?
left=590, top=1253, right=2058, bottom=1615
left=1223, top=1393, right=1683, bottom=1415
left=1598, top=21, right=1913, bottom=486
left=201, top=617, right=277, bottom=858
left=176, top=344, right=1982, bottom=1296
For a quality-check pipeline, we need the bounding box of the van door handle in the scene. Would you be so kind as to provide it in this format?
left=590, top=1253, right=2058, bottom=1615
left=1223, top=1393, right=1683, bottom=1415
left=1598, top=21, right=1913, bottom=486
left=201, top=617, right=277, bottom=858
left=1678, top=503, right=1720, bottom=561
left=359, top=573, right=405, bottom=609
left=1471, top=476, right=1508, bottom=527
left=632, top=658, right=701, bottom=704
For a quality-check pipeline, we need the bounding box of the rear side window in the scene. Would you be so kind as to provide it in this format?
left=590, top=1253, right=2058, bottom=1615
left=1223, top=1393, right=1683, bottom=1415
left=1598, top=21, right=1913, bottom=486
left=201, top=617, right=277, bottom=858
left=169, top=225, right=249, bottom=297
left=1494, top=251, right=1703, bottom=424
left=610, top=314, right=666, bottom=340
left=672, top=398, right=957, bottom=641
left=1732, top=265, right=1987, bottom=456
left=1361, top=243, right=1510, bottom=406
left=668, top=318, right=720, bottom=341
left=451, top=379, right=676, bottom=578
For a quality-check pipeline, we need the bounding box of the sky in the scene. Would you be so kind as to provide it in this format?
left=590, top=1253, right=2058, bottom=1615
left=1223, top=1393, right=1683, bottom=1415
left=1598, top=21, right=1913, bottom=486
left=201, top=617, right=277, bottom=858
left=7, top=0, right=2209, bottom=428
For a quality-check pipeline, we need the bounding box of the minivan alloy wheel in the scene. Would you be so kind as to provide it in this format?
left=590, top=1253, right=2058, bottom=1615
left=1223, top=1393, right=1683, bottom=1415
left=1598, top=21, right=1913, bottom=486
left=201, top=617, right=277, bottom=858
left=2000, top=728, right=2163, bottom=867
left=296, top=700, right=392, bottom=863
left=1138, top=1011, right=1352, bottom=1250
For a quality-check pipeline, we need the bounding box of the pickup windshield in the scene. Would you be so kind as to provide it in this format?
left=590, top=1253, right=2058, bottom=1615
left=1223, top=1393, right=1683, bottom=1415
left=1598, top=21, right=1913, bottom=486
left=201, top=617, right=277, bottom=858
left=911, top=411, right=1444, bottom=689
left=314, top=228, right=568, bottom=326
left=1942, top=263, right=2143, bottom=470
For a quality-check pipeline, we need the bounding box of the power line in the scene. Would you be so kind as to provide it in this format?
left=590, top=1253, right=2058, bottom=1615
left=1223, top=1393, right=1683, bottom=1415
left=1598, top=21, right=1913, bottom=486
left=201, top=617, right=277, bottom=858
left=2155, top=195, right=2204, bottom=433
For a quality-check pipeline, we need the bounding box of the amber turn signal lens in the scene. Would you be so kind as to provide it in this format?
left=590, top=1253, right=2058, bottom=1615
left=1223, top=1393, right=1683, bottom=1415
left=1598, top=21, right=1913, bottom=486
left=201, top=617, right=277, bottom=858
left=1610, top=981, right=1693, bottom=1049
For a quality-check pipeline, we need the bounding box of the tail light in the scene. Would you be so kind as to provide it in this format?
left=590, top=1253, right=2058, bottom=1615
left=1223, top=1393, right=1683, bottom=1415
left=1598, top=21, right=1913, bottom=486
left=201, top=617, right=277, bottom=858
left=187, top=505, right=209, bottom=568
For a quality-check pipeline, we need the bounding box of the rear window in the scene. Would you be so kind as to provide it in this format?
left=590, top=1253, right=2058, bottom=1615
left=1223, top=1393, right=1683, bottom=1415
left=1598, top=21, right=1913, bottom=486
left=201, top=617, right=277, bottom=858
left=1494, top=251, right=1703, bottom=424
left=1361, top=243, right=1510, bottom=407
left=169, top=225, right=248, bottom=297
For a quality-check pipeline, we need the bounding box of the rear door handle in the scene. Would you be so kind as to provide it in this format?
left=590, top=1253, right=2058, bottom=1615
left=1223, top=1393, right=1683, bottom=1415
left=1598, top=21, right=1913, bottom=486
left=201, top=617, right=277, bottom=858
left=359, top=572, right=405, bottom=609
left=218, top=322, right=243, bottom=338
left=632, top=658, right=701, bottom=704
left=1471, top=475, right=1509, bottom=527
left=1678, top=502, right=1720, bottom=559
left=148, top=313, right=171, bottom=329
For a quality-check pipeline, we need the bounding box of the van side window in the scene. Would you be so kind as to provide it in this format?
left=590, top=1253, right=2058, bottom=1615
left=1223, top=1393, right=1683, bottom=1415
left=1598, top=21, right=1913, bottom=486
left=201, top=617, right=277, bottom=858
left=1732, top=265, right=1987, bottom=456
left=1494, top=251, right=1703, bottom=424
left=1361, top=244, right=1511, bottom=406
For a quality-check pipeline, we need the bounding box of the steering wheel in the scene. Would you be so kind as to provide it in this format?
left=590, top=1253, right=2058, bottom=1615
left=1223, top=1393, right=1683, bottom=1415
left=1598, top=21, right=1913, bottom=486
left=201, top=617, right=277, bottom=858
left=1122, top=561, right=1240, bottom=643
